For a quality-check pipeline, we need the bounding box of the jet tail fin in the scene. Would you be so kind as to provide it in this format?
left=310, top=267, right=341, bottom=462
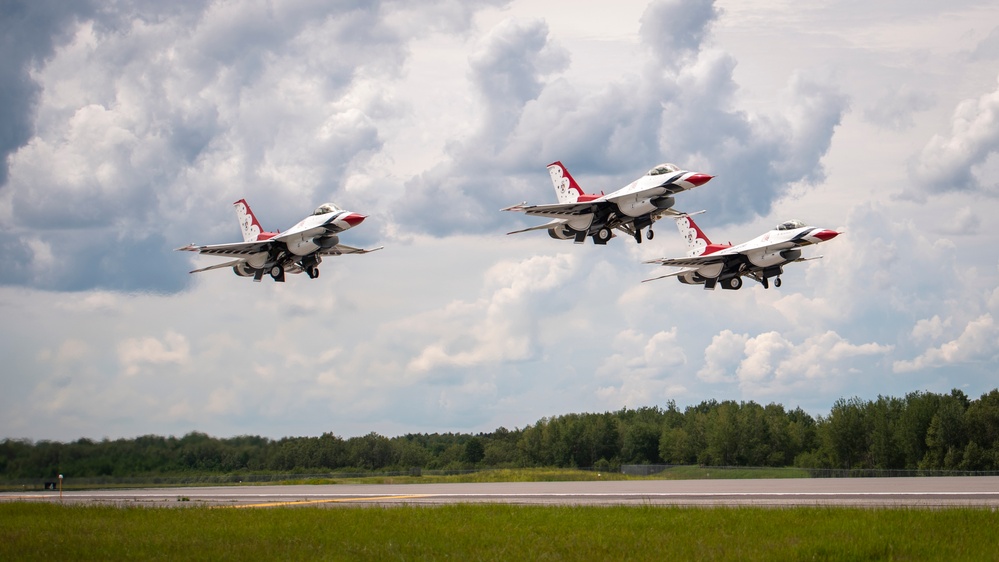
left=674, top=212, right=713, bottom=257
left=547, top=161, right=598, bottom=204
left=234, top=199, right=266, bottom=242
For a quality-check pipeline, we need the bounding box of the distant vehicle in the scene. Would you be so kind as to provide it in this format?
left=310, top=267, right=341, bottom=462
left=178, top=199, right=381, bottom=282
left=644, top=213, right=840, bottom=289
left=502, top=161, right=712, bottom=244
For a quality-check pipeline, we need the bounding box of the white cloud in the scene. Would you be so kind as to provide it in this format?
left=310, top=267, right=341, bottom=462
left=118, top=331, right=191, bottom=376
left=894, top=314, right=999, bottom=373
left=697, top=329, right=747, bottom=383
left=3, top=1, right=999, bottom=441
left=595, top=327, right=688, bottom=406
left=406, top=253, right=577, bottom=374
left=909, top=74, right=999, bottom=195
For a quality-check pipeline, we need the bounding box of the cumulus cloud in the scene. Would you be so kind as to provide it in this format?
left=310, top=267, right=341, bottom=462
left=0, top=0, right=501, bottom=293
left=0, top=0, right=99, bottom=187
left=640, top=0, right=719, bottom=69
left=908, top=74, right=999, bottom=196
left=697, top=329, right=747, bottom=382
left=400, top=0, right=847, bottom=239
left=864, top=87, right=935, bottom=131
left=118, top=331, right=190, bottom=376
left=595, top=327, right=688, bottom=405
left=894, top=314, right=999, bottom=373
left=406, top=252, right=578, bottom=374
left=696, top=328, right=892, bottom=397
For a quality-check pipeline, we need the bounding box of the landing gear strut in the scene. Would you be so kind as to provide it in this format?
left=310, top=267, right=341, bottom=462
left=633, top=228, right=655, bottom=244
left=593, top=228, right=612, bottom=245
left=270, top=265, right=285, bottom=282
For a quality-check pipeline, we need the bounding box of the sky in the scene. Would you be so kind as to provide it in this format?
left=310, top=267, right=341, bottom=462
left=2, top=0, right=999, bottom=442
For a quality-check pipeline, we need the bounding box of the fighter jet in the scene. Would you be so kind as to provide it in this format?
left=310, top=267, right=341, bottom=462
left=177, top=199, right=382, bottom=282
left=502, top=161, right=713, bottom=244
left=643, top=212, right=840, bottom=289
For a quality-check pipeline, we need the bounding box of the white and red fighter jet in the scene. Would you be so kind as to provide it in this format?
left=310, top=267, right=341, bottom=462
left=502, top=161, right=713, bottom=245
left=178, top=199, right=382, bottom=282
left=644, top=213, right=840, bottom=289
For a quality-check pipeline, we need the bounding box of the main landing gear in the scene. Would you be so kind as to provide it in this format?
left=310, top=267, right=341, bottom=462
left=760, top=276, right=782, bottom=289
left=270, top=265, right=286, bottom=282
left=306, top=266, right=320, bottom=279
left=632, top=229, right=655, bottom=244
left=593, top=227, right=612, bottom=245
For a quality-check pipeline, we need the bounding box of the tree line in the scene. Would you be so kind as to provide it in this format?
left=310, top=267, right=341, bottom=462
left=2, top=388, right=998, bottom=479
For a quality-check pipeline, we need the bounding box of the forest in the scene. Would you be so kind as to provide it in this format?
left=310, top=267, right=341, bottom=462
left=2, top=389, right=998, bottom=479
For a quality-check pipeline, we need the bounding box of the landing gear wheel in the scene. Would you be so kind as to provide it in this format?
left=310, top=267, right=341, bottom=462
left=594, top=228, right=612, bottom=243
left=722, top=276, right=743, bottom=290
left=307, top=266, right=319, bottom=279
left=270, top=265, right=284, bottom=281
left=775, top=277, right=782, bottom=288
left=646, top=229, right=654, bottom=240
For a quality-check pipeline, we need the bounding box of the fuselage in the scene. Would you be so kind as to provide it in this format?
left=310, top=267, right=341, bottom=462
left=275, top=206, right=366, bottom=256
left=710, top=225, right=837, bottom=268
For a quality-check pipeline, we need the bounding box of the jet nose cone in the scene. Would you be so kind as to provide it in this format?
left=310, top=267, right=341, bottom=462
left=813, top=229, right=839, bottom=241
left=686, top=173, right=713, bottom=187
left=342, top=213, right=366, bottom=227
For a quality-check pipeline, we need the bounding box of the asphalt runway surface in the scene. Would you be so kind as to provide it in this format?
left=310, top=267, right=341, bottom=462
left=4, top=476, right=999, bottom=508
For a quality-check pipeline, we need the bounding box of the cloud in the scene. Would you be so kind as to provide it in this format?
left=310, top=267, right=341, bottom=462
left=401, top=0, right=848, bottom=240
left=894, top=314, right=999, bottom=373
left=405, top=252, right=578, bottom=374
left=908, top=74, right=999, bottom=196
left=0, top=0, right=99, bottom=187
left=640, top=0, right=719, bottom=69
left=695, top=328, right=892, bottom=397
left=863, top=87, right=935, bottom=131
left=596, top=327, right=689, bottom=405
left=0, top=0, right=499, bottom=293
left=697, top=329, right=748, bottom=383
left=118, top=331, right=190, bottom=376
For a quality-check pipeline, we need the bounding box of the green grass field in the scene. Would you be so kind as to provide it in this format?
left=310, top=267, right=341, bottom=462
left=2, top=502, right=997, bottom=561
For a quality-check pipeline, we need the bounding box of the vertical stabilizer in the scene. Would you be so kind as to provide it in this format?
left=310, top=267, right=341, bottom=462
left=675, top=214, right=713, bottom=257
left=234, top=199, right=265, bottom=242
left=547, top=161, right=587, bottom=204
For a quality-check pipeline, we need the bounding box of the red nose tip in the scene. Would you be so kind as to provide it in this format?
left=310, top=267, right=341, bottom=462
left=686, top=174, right=713, bottom=187
left=813, top=229, right=839, bottom=241
left=342, top=213, right=366, bottom=227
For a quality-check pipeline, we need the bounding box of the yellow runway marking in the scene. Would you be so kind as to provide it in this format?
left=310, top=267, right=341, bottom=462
left=230, top=494, right=431, bottom=508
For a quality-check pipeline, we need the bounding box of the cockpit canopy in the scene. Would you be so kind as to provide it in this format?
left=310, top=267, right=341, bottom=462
left=313, top=202, right=342, bottom=216
left=647, top=163, right=680, bottom=176
left=777, top=219, right=808, bottom=231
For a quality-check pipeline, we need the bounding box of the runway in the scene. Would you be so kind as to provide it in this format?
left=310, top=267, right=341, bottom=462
left=3, top=476, right=999, bottom=508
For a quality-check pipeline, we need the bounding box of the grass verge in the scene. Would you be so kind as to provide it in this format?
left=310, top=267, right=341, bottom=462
left=2, top=503, right=997, bottom=561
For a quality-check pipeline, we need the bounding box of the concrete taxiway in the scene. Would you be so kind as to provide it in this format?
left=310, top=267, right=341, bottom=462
left=3, top=477, right=999, bottom=508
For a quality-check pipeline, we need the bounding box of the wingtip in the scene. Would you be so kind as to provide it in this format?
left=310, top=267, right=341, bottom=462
left=500, top=202, right=528, bottom=212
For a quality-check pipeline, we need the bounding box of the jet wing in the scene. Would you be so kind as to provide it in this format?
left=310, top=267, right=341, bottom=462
left=643, top=254, right=729, bottom=268
left=642, top=267, right=699, bottom=283
left=319, top=244, right=384, bottom=256
left=188, top=258, right=247, bottom=274
left=176, top=240, right=270, bottom=258
left=506, top=219, right=569, bottom=235
left=501, top=201, right=601, bottom=217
